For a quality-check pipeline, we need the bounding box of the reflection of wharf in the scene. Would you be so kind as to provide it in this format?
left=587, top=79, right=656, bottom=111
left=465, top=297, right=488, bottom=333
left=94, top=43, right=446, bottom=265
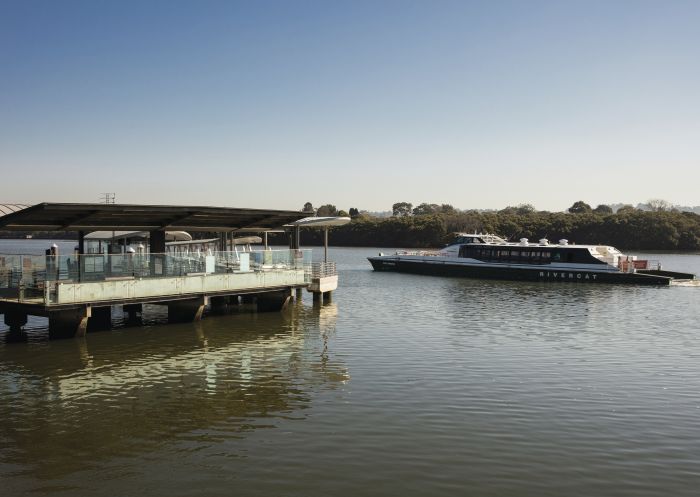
left=0, top=203, right=348, bottom=338
left=0, top=306, right=346, bottom=478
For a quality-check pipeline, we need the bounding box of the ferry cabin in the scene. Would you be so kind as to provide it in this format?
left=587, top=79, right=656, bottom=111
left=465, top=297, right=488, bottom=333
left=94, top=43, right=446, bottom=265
left=458, top=245, right=610, bottom=267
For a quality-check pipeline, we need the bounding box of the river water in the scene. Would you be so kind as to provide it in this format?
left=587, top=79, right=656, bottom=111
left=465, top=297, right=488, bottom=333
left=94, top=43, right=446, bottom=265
left=2, top=241, right=700, bottom=496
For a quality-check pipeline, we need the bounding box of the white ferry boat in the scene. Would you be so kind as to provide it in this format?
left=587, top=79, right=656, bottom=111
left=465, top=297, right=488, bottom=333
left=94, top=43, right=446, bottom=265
left=368, top=233, right=695, bottom=285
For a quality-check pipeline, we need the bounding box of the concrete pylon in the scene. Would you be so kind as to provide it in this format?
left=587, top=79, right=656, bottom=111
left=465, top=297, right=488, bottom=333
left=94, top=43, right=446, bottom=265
left=3, top=310, right=27, bottom=333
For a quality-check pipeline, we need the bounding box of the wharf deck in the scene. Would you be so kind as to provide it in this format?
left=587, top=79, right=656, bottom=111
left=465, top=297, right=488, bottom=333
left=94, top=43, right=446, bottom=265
left=0, top=249, right=315, bottom=336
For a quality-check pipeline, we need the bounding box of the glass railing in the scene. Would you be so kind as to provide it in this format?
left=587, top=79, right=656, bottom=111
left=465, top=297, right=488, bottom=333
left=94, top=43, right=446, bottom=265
left=0, top=249, right=313, bottom=303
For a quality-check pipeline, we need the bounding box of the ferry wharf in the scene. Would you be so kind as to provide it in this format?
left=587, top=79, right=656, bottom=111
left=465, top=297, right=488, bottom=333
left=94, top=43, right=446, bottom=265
left=0, top=203, right=347, bottom=338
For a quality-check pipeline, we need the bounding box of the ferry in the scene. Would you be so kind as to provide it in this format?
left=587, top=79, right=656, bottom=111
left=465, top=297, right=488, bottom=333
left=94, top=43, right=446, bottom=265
left=368, top=234, right=695, bottom=285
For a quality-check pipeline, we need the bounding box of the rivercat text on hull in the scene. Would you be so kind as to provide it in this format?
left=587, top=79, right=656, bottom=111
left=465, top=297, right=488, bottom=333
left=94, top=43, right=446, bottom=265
left=368, top=234, right=695, bottom=285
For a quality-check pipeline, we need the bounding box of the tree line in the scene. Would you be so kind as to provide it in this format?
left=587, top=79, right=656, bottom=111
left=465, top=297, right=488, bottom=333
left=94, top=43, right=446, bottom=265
left=295, top=200, right=700, bottom=251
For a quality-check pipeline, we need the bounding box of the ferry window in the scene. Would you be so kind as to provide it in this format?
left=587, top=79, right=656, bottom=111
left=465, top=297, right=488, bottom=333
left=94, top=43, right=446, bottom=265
left=552, top=252, right=561, bottom=262
left=567, top=253, right=574, bottom=263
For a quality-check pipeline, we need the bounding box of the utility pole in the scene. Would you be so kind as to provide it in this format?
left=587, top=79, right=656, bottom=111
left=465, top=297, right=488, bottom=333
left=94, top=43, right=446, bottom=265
left=100, top=193, right=116, bottom=204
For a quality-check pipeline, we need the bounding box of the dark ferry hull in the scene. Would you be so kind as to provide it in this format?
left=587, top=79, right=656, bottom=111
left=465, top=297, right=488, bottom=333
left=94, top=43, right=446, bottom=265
left=367, top=257, right=676, bottom=285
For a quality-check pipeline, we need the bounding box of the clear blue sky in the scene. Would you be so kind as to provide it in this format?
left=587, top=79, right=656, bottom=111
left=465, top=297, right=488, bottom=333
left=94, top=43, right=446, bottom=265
left=1, top=0, right=698, bottom=212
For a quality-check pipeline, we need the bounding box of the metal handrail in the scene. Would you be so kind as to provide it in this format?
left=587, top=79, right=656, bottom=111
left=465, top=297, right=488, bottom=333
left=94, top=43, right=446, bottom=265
left=311, top=261, right=337, bottom=278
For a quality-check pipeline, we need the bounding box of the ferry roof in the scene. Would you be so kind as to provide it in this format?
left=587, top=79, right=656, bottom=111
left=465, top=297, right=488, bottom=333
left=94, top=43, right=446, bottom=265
left=0, top=203, right=308, bottom=232
left=453, top=233, right=612, bottom=249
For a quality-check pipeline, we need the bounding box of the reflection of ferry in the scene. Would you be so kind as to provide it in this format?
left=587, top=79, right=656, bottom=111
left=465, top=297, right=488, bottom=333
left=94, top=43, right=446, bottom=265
left=368, top=233, right=696, bottom=285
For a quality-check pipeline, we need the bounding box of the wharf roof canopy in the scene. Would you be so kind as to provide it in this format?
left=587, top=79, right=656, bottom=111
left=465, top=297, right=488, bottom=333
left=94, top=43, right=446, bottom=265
left=0, top=203, right=307, bottom=232
left=0, top=203, right=32, bottom=216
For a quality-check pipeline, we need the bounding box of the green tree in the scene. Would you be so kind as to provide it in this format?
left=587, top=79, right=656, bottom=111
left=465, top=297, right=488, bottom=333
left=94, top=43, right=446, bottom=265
left=498, top=204, right=534, bottom=216
left=568, top=201, right=592, bottom=214
left=616, top=204, right=636, bottom=214
left=302, top=202, right=314, bottom=213
left=392, top=202, right=413, bottom=217
left=593, top=204, right=613, bottom=214
left=317, top=204, right=338, bottom=216
left=515, top=204, right=535, bottom=215
left=348, top=207, right=360, bottom=218
left=412, top=203, right=438, bottom=216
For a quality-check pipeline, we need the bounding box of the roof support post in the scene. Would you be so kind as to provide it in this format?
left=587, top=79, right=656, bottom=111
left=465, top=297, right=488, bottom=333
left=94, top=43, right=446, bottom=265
left=291, top=226, right=300, bottom=250
left=149, top=230, right=166, bottom=277
left=324, top=227, right=329, bottom=263
left=78, top=231, right=85, bottom=254
left=150, top=230, right=166, bottom=253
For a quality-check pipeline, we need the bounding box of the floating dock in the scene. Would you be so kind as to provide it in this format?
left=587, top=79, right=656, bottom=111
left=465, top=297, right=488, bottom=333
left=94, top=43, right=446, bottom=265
left=0, top=203, right=347, bottom=338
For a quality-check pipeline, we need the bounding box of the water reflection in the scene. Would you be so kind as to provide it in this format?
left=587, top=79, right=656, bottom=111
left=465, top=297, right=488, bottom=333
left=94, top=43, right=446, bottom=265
left=0, top=304, right=347, bottom=481
left=440, top=278, right=669, bottom=343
